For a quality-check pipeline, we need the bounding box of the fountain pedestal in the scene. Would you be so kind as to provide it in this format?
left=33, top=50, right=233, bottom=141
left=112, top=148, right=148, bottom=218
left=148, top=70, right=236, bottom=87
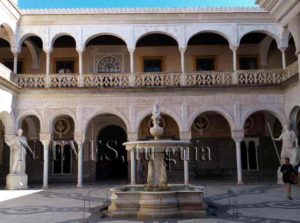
left=108, top=105, right=207, bottom=220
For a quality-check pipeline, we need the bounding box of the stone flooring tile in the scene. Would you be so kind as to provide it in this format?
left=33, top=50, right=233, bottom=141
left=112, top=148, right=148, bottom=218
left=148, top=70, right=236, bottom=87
left=0, top=182, right=299, bottom=223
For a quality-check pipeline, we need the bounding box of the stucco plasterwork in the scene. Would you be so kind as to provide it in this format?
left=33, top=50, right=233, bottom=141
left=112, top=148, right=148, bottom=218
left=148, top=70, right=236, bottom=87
left=82, top=106, right=130, bottom=133
left=185, top=23, right=237, bottom=46
left=237, top=23, right=283, bottom=46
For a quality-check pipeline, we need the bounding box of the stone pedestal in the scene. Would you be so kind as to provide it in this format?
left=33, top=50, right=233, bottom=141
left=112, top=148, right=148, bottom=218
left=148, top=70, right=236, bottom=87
left=277, top=167, right=284, bottom=185
left=6, top=174, right=28, bottom=190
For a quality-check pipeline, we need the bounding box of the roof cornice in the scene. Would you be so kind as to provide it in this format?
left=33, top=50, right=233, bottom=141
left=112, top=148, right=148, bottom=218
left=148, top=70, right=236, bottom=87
left=20, top=7, right=264, bottom=15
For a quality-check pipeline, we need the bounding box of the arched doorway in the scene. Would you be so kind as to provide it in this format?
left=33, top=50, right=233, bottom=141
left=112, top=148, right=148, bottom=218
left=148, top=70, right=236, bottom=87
left=97, top=125, right=127, bottom=180
left=191, top=111, right=234, bottom=181
left=243, top=111, right=283, bottom=180
left=50, top=115, right=76, bottom=183
left=20, top=115, right=43, bottom=184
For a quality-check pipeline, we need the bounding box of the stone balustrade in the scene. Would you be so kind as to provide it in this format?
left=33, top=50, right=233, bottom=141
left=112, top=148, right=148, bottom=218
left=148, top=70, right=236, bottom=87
left=186, top=71, right=233, bottom=86
left=83, top=73, right=129, bottom=88
left=13, top=61, right=299, bottom=89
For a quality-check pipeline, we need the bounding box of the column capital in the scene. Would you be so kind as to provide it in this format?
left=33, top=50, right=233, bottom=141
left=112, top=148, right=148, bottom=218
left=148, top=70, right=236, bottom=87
left=230, top=44, right=239, bottom=52
left=76, top=47, right=85, bottom=55
left=279, top=47, right=287, bottom=52
left=180, top=131, right=191, bottom=141
left=128, top=48, right=135, bottom=54
left=127, top=132, right=138, bottom=141
left=43, top=48, right=53, bottom=55
left=232, top=130, right=244, bottom=142
left=179, top=47, right=187, bottom=54
left=74, top=132, right=85, bottom=143
left=39, top=133, right=51, bottom=142
left=11, top=47, right=20, bottom=55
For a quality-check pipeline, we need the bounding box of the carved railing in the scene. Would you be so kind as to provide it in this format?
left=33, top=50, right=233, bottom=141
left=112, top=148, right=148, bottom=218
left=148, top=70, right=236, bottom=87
left=50, top=73, right=79, bottom=88
left=135, top=73, right=181, bottom=87
left=286, top=61, right=299, bottom=80
left=83, top=73, right=129, bottom=88
left=237, top=69, right=287, bottom=85
left=237, top=61, right=299, bottom=85
left=186, top=71, right=233, bottom=86
left=14, top=74, right=46, bottom=88
left=12, top=62, right=299, bottom=89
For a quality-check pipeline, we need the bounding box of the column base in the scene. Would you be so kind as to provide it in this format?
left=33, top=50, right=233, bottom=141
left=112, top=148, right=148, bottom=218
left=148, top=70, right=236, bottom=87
left=6, top=174, right=28, bottom=190
left=237, top=181, right=244, bottom=185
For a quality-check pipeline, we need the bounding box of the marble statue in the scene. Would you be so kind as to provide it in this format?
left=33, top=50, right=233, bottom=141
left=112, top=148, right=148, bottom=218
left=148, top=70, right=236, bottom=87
left=11, top=129, right=32, bottom=174
left=273, top=124, right=299, bottom=165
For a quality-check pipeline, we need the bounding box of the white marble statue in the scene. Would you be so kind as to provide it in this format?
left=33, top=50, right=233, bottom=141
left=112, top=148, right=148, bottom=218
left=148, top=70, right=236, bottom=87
left=150, top=104, right=163, bottom=140
left=11, top=129, right=32, bottom=174
left=273, top=124, right=299, bottom=165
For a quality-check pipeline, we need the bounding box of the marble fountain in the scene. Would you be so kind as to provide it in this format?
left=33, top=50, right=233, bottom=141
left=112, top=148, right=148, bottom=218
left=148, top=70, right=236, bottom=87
left=108, top=105, right=207, bottom=220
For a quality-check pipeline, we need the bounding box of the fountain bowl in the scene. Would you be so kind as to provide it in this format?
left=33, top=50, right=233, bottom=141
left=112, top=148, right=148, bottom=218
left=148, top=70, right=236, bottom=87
left=108, top=184, right=207, bottom=220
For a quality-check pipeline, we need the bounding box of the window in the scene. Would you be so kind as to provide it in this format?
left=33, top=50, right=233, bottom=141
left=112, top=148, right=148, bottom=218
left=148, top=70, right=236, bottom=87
left=3, top=60, right=23, bottom=73
left=56, top=60, right=75, bottom=73
left=52, top=144, right=72, bottom=174
left=241, top=139, right=259, bottom=171
left=143, top=59, right=162, bottom=72
left=239, top=57, right=258, bottom=70
left=196, top=57, right=215, bottom=71
left=98, top=56, right=121, bottom=73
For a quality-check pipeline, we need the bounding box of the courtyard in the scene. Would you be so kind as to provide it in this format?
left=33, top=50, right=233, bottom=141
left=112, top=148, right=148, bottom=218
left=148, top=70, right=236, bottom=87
left=0, top=181, right=299, bottom=223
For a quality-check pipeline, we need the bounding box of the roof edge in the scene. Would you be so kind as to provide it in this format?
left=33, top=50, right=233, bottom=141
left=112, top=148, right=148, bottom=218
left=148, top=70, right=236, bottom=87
left=20, top=7, right=265, bottom=15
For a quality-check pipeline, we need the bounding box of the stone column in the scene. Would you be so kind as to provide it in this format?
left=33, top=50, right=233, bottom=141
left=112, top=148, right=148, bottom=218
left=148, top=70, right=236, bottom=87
left=78, top=50, right=84, bottom=87
left=44, top=50, right=52, bottom=88
left=179, top=48, right=186, bottom=86
left=40, top=133, right=51, bottom=189
left=13, top=52, right=19, bottom=74
left=230, top=45, right=238, bottom=84
left=184, top=148, right=189, bottom=185
left=280, top=48, right=287, bottom=69
left=129, top=48, right=135, bottom=87
left=232, top=130, right=244, bottom=185
left=180, top=132, right=191, bottom=185
left=130, top=149, right=136, bottom=185
left=75, top=133, right=85, bottom=188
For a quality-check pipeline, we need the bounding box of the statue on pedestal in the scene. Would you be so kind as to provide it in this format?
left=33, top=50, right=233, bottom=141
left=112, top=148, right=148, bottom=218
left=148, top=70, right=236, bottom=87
left=11, top=129, right=32, bottom=174
left=273, top=124, right=299, bottom=165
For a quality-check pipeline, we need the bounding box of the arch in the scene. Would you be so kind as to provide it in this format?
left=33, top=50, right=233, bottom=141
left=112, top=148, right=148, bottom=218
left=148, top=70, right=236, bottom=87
left=83, top=33, right=129, bottom=49
left=46, top=108, right=77, bottom=133
left=187, top=30, right=232, bottom=46
left=50, top=33, right=77, bottom=50
left=241, top=106, right=287, bottom=130
left=0, top=23, right=15, bottom=45
left=17, top=33, right=44, bottom=50
left=136, top=107, right=183, bottom=133
left=83, top=109, right=130, bottom=133
left=0, top=111, right=14, bottom=135
left=16, top=108, right=43, bottom=132
left=239, top=30, right=280, bottom=47
left=289, top=106, right=300, bottom=134
left=135, top=31, right=180, bottom=48
left=189, top=106, right=235, bottom=132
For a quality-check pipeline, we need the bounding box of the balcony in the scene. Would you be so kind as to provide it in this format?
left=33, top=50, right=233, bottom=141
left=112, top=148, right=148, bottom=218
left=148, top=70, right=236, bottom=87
left=13, top=61, right=298, bottom=89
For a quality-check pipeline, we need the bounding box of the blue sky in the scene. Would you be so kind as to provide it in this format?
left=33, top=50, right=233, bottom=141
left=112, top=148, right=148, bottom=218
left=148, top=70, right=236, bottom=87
left=19, top=0, right=257, bottom=9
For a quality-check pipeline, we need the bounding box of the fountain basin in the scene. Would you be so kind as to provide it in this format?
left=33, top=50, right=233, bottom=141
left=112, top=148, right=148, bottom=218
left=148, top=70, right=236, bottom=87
left=108, top=184, right=207, bottom=220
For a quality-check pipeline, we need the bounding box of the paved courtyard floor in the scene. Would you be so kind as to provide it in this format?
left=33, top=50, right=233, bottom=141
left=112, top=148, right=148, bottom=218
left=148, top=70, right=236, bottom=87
left=0, top=181, right=299, bottom=223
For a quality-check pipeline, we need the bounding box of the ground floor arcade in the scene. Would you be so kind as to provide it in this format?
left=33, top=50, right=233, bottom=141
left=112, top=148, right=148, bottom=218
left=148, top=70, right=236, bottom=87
left=1, top=100, right=299, bottom=188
